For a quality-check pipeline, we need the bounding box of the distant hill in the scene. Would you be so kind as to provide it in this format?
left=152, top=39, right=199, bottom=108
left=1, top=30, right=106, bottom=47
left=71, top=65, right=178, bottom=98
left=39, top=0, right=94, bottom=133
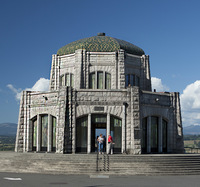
left=183, top=125, right=200, bottom=135
left=0, top=123, right=17, bottom=136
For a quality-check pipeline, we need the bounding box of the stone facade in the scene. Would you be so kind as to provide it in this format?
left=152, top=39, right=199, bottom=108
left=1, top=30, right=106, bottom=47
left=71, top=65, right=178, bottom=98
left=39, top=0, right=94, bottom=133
left=15, top=34, right=184, bottom=154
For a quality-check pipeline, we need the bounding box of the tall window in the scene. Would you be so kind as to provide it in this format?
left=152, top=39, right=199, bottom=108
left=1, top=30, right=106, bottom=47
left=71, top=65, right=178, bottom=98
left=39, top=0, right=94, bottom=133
left=89, top=71, right=111, bottom=89
left=66, top=74, right=70, bottom=86
left=41, top=115, right=48, bottom=151
left=60, top=73, right=74, bottom=87
left=162, top=119, right=167, bottom=152
left=52, top=116, right=56, bottom=152
left=76, top=116, right=88, bottom=152
left=106, top=73, right=111, bottom=89
left=125, top=74, right=140, bottom=87
left=32, top=118, right=37, bottom=151
left=142, top=117, right=147, bottom=153
left=31, top=115, right=56, bottom=152
left=89, top=73, right=95, bottom=89
left=61, top=75, right=65, bottom=86
left=142, top=116, right=168, bottom=153
left=151, top=117, right=158, bottom=152
left=97, top=72, right=103, bottom=89
left=111, top=116, right=122, bottom=153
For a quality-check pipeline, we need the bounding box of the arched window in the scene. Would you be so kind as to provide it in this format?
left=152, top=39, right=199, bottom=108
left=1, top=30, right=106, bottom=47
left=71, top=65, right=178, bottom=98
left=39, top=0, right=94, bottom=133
left=105, top=72, right=111, bottom=89
left=89, top=72, right=95, bottom=89
left=89, top=71, right=111, bottom=89
left=125, top=74, right=140, bottom=87
left=97, top=71, right=103, bottom=89
left=60, top=73, right=74, bottom=87
left=31, top=115, right=56, bottom=152
left=142, top=116, right=168, bottom=153
left=41, top=115, right=48, bottom=151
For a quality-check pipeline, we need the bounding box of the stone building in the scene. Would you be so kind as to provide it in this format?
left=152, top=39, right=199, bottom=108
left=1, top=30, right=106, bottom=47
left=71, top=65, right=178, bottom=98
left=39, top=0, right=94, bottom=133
left=15, top=33, right=184, bottom=154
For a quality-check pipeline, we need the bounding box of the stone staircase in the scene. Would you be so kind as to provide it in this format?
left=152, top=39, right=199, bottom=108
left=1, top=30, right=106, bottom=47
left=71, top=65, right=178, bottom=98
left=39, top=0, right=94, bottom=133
left=108, top=154, right=200, bottom=175
left=1, top=152, right=200, bottom=175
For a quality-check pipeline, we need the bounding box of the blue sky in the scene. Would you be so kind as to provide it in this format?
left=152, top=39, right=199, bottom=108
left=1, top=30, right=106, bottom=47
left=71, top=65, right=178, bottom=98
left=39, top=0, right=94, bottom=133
left=1, top=0, right=200, bottom=127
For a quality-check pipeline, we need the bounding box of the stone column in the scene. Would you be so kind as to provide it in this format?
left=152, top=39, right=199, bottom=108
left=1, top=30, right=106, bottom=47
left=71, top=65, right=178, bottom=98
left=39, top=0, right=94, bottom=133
left=106, top=113, right=110, bottom=154
left=37, top=114, right=41, bottom=152
left=87, top=114, right=91, bottom=153
left=103, top=71, right=106, bottom=89
left=23, top=91, right=27, bottom=152
left=158, top=116, right=163, bottom=153
left=48, top=114, right=52, bottom=152
left=95, top=71, right=98, bottom=89
left=72, top=103, right=76, bottom=154
left=27, top=119, right=31, bottom=152
left=122, top=104, right=126, bottom=153
left=147, top=116, right=151, bottom=153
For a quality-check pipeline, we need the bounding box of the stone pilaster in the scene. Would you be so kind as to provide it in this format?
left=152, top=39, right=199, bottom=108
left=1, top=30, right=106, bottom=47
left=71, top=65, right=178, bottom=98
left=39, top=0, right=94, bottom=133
left=106, top=113, right=110, bottom=154
left=170, top=92, right=184, bottom=153
left=87, top=114, right=91, bottom=153
left=48, top=114, right=52, bottom=152
left=118, top=49, right=125, bottom=89
left=15, top=91, right=25, bottom=152
left=132, top=87, right=141, bottom=154
left=37, top=114, right=41, bottom=152
left=158, top=116, right=163, bottom=153
left=75, top=49, right=84, bottom=89
left=147, top=116, right=151, bottom=153
left=122, top=103, right=126, bottom=153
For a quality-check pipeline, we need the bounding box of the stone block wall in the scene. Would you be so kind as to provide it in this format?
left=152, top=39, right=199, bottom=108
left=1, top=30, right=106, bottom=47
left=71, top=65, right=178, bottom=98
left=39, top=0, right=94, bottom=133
left=49, top=49, right=150, bottom=92
left=15, top=90, right=59, bottom=152
left=140, top=91, right=184, bottom=153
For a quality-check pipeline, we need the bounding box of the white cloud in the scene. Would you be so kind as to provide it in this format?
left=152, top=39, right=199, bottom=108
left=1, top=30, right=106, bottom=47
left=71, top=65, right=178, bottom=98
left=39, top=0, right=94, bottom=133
left=151, top=77, right=169, bottom=92
left=7, top=78, right=50, bottom=101
left=180, top=80, right=200, bottom=110
left=7, top=84, right=22, bottom=101
left=180, top=80, right=200, bottom=126
left=26, top=78, right=50, bottom=92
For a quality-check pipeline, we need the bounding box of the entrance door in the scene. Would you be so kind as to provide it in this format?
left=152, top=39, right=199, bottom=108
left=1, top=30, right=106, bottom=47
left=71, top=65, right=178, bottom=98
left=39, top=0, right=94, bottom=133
left=91, top=114, right=107, bottom=152
left=91, top=123, right=106, bottom=152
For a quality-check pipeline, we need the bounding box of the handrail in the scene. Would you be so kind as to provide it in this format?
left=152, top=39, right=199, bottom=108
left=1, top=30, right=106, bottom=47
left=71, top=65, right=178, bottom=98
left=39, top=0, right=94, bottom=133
left=96, top=142, right=99, bottom=171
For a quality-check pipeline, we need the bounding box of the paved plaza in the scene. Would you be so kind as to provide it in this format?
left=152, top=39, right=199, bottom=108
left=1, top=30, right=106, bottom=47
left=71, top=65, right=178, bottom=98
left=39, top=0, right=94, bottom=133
left=1, top=172, right=200, bottom=187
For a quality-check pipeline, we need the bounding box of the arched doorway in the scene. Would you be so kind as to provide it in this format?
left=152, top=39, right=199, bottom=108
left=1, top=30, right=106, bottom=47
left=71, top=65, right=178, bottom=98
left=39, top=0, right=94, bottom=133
left=142, top=116, right=168, bottom=153
left=91, top=114, right=107, bottom=152
left=31, top=114, right=57, bottom=152
left=76, top=114, right=122, bottom=153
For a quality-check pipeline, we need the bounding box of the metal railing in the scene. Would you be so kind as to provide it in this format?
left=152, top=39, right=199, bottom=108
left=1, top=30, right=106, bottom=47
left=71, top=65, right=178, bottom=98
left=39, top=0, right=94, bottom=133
left=184, top=147, right=200, bottom=153
left=96, top=143, right=110, bottom=172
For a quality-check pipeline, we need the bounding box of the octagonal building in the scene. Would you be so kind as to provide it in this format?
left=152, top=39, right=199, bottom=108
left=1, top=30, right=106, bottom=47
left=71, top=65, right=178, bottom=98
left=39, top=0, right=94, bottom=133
left=15, top=33, right=184, bottom=154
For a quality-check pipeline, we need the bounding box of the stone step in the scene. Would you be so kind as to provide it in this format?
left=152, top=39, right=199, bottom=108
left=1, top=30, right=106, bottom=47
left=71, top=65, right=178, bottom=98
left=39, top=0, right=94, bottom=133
left=1, top=152, right=200, bottom=175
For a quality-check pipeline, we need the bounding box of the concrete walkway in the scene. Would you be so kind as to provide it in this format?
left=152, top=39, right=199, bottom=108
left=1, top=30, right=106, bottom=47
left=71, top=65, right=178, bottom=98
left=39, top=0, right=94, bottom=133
left=1, top=172, right=200, bottom=187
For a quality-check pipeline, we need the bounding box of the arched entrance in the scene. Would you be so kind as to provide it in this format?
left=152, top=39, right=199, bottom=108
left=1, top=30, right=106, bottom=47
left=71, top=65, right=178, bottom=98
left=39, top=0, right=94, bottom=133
left=142, top=116, right=168, bottom=153
left=91, top=114, right=107, bottom=152
left=76, top=114, right=122, bottom=153
left=31, top=114, right=56, bottom=152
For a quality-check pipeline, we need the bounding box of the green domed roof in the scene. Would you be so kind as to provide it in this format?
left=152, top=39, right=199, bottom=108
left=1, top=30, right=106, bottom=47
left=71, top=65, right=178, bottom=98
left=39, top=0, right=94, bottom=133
left=57, top=33, right=145, bottom=56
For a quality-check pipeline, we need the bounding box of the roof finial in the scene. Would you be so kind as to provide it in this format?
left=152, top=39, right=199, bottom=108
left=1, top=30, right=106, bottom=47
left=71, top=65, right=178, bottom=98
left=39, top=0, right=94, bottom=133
left=97, top=33, right=105, bottom=36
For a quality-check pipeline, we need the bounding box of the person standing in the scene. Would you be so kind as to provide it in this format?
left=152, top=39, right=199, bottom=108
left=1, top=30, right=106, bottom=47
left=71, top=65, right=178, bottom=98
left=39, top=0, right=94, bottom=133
left=97, top=134, right=104, bottom=154
left=108, top=134, right=114, bottom=154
